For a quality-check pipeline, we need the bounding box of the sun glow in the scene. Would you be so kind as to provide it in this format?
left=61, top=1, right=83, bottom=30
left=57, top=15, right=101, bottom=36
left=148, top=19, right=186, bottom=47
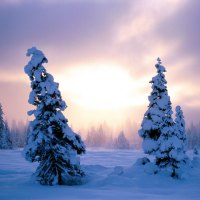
left=58, top=63, right=146, bottom=110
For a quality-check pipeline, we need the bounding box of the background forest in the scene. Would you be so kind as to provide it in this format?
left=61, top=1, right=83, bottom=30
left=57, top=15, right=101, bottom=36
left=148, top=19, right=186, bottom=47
left=0, top=109, right=199, bottom=150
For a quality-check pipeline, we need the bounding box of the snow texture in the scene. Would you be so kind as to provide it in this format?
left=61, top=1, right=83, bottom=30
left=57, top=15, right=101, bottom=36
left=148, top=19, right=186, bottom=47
left=0, top=149, right=200, bottom=200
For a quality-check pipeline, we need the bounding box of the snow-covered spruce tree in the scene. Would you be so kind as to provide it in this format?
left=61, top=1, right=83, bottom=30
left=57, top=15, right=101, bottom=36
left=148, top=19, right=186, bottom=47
left=0, top=103, right=5, bottom=149
left=4, top=121, right=12, bottom=149
left=156, top=105, right=188, bottom=177
left=161, top=105, right=188, bottom=175
left=23, top=47, right=85, bottom=185
left=174, top=105, right=187, bottom=153
left=0, top=103, right=12, bottom=149
left=138, top=58, right=169, bottom=155
left=114, top=131, right=130, bottom=149
left=139, top=58, right=187, bottom=177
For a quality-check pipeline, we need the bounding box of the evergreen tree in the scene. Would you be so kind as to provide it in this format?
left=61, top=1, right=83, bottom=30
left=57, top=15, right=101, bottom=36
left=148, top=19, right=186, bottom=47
left=0, top=104, right=12, bottom=149
left=139, top=58, right=170, bottom=156
left=96, top=125, right=107, bottom=147
left=156, top=107, right=187, bottom=177
left=139, top=58, right=187, bottom=177
left=4, top=121, right=12, bottom=149
left=85, top=126, right=97, bottom=147
left=18, top=120, right=28, bottom=148
left=114, top=131, right=130, bottom=149
left=175, top=106, right=187, bottom=152
left=10, top=120, right=20, bottom=148
left=187, top=122, right=200, bottom=149
left=0, top=103, right=5, bottom=148
left=85, top=125, right=108, bottom=147
left=23, top=47, right=85, bottom=185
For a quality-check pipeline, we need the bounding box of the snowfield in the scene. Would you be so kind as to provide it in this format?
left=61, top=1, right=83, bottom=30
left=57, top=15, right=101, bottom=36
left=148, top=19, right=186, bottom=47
left=0, top=149, right=200, bottom=200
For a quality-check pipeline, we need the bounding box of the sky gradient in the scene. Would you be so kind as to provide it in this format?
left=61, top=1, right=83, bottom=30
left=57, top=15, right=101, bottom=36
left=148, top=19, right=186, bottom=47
left=0, top=0, right=199, bottom=131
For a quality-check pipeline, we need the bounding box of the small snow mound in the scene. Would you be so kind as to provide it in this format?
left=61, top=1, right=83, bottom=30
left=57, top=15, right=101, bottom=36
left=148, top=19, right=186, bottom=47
left=135, top=157, right=150, bottom=166
left=111, top=166, right=124, bottom=176
left=144, top=162, right=159, bottom=175
left=191, top=156, right=200, bottom=167
left=62, top=174, right=86, bottom=186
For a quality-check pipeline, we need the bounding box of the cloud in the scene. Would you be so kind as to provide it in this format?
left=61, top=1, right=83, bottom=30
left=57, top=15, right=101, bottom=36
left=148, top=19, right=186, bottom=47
left=0, top=0, right=22, bottom=5
left=0, top=0, right=188, bottom=75
left=0, top=0, right=199, bottom=126
left=151, top=0, right=200, bottom=75
left=0, top=0, right=133, bottom=71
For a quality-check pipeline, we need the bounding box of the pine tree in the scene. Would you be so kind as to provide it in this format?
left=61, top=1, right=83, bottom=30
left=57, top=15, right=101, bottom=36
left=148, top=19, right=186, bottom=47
left=163, top=105, right=188, bottom=176
left=4, top=121, right=12, bottom=149
left=23, top=47, right=85, bottom=185
left=85, top=125, right=108, bottom=147
left=10, top=120, right=20, bottom=148
left=114, top=131, right=130, bottom=149
left=0, top=104, right=12, bottom=149
left=139, top=58, right=171, bottom=156
left=96, top=125, right=106, bottom=147
left=0, top=103, right=5, bottom=149
left=175, top=106, right=187, bottom=152
left=139, top=58, right=187, bottom=177
left=85, top=126, right=96, bottom=147
left=156, top=105, right=188, bottom=177
left=187, top=122, right=200, bottom=149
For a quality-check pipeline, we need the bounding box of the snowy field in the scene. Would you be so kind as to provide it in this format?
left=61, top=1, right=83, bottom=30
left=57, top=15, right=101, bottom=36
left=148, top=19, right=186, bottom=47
left=0, top=148, right=200, bottom=200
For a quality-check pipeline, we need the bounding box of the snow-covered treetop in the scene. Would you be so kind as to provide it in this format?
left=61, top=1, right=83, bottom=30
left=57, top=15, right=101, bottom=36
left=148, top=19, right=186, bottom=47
left=175, top=106, right=183, bottom=117
left=139, top=57, right=173, bottom=152
left=0, top=103, right=4, bottom=130
left=175, top=105, right=185, bottom=129
left=24, top=47, right=48, bottom=79
left=24, top=47, right=67, bottom=111
left=155, top=57, right=166, bottom=73
left=26, top=47, right=48, bottom=64
left=0, top=103, right=3, bottom=115
left=157, top=57, right=162, bottom=64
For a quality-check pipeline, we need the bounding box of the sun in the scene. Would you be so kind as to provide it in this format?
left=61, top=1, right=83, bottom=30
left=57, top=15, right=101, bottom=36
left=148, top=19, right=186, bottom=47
left=58, top=62, right=145, bottom=110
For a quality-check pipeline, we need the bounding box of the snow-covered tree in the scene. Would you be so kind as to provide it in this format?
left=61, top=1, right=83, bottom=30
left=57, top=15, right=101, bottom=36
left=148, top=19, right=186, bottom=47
left=156, top=109, right=188, bottom=177
left=139, top=58, right=187, bottom=177
left=175, top=106, right=187, bottom=152
left=85, top=126, right=97, bottom=147
left=0, top=104, right=12, bottom=149
left=18, top=121, right=28, bottom=147
left=139, top=58, right=170, bottom=156
left=187, top=122, right=200, bottom=149
left=114, top=131, right=130, bottom=149
left=0, top=103, right=5, bottom=149
left=4, top=121, right=12, bottom=149
left=10, top=120, right=20, bottom=148
left=9, top=120, right=29, bottom=148
left=23, top=47, right=85, bottom=185
left=85, top=125, right=108, bottom=148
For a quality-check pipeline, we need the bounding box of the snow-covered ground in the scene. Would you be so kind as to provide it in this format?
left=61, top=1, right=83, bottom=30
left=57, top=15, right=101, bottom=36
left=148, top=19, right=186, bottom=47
left=0, top=148, right=200, bottom=200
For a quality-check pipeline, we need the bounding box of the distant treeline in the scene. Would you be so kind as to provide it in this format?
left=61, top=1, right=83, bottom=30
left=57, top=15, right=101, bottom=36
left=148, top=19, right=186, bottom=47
left=81, top=122, right=200, bottom=150
left=0, top=105, right=199, bottom=150
left=1, top=119, right=199, bottom=150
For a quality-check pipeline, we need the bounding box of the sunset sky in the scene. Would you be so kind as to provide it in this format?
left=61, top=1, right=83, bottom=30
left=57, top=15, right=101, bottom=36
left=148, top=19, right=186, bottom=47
left=0, top=0, right=199, bottom=132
